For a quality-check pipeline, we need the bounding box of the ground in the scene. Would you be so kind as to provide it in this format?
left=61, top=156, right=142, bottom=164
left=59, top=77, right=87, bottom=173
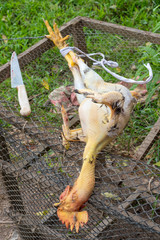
left=0, top=172, right=21, bottom=240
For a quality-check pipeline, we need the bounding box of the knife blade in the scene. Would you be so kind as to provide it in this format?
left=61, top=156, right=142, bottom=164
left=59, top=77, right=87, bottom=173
left=11, top=51, right=31, bottom=116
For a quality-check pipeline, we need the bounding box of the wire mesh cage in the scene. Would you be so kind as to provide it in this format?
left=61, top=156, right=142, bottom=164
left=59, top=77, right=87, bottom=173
left=0, top=17, right=160, bottom=240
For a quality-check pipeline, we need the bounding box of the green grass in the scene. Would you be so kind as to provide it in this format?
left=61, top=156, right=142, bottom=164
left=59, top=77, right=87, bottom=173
left=0, top=0, right=160, bottom=165
left=0, top=0, right=160, bottom=62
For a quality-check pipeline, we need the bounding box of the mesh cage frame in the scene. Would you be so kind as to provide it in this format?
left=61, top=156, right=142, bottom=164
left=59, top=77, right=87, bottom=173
left=0, top=17, right=160, bottom=240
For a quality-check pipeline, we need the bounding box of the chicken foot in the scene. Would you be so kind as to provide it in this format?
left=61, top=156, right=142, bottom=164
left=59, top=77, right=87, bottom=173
left=43, top=20, right=77, bottom=67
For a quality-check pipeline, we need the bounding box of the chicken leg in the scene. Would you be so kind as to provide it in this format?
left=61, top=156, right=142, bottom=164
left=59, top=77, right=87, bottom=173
left=61, top=105, right=86, bottom=149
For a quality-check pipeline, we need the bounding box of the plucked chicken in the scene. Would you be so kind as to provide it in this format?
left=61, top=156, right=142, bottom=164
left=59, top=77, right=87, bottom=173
left=44, top=20, right=136, bottom=232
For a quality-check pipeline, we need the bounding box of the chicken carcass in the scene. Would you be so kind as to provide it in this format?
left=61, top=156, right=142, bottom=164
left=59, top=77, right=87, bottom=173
left=44, top=20, right=136, bottom=232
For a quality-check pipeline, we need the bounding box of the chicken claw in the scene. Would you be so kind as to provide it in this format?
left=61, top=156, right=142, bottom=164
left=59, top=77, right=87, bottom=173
left=43, top=19, right=76, bottom=66
left=43, top=19, right=69, bottom=49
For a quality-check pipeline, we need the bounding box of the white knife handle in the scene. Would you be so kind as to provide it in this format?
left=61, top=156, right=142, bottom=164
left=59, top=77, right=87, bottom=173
left=17, top=85, right=31, bottom=116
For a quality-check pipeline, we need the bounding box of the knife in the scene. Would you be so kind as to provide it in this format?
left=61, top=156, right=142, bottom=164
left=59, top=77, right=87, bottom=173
left=11, top=51, right=31, bottom=116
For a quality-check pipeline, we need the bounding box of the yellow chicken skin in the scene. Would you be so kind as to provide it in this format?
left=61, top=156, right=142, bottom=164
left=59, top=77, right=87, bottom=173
left=44, top=20, right=136, bottom=232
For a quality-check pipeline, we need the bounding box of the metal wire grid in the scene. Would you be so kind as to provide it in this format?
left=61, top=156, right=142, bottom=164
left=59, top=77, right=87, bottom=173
left=0, top=17, right=160, bottom=239
left=0, top=106, right=160, bottom=239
